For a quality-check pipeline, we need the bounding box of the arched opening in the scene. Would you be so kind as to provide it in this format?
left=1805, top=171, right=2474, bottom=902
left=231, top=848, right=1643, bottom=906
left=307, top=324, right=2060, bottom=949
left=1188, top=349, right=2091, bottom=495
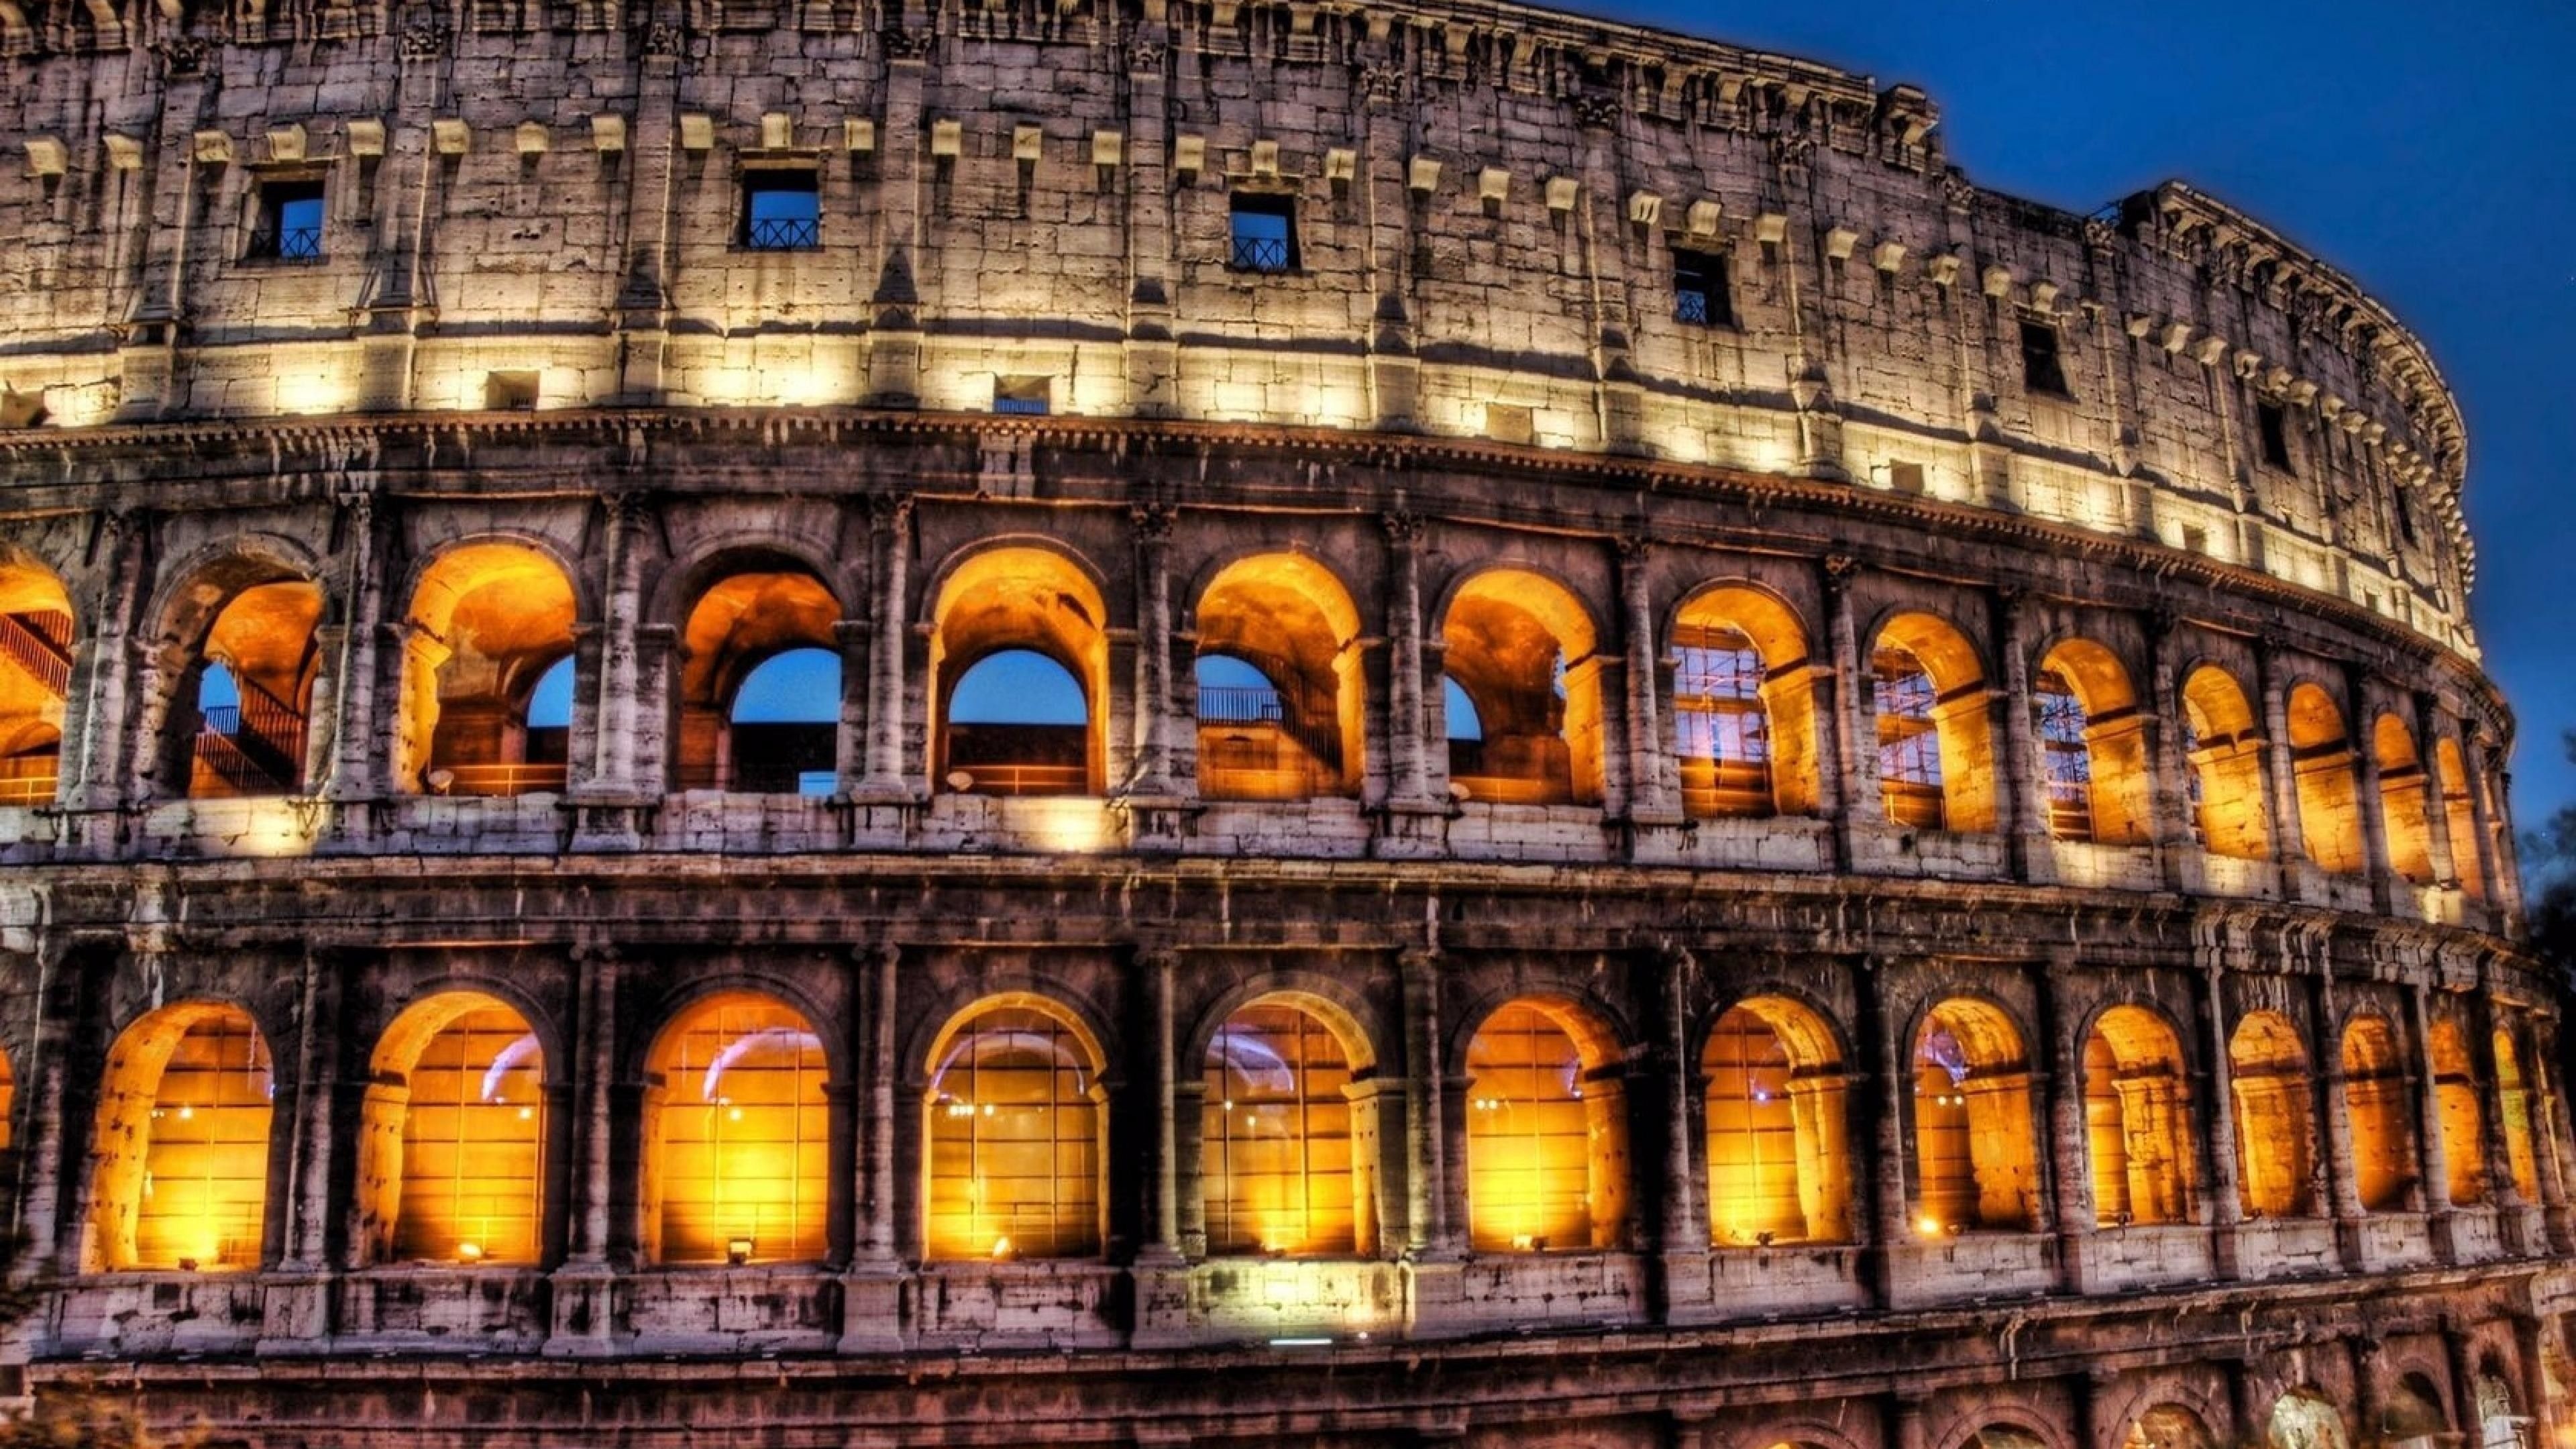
left=1441, top=570, right=1603, bottom=806
left=675, top=567, right=841, bottom=794
left=167, top=570, right=324, bottom=800
left=2474, top=1371, right=2520, bottom=1449
left=357, top=992, right=545, bottom=1265
left=0, top=561, right=73, bottom=806
left=86, top=1003, right=274, bottom=1272
left=2287, top=683, right=2364, bottom=875
left=2034, top=639, right=2151, bottom=845
left=1703, top=998, right=1850, bottom=1246
left=2373, top=715, right=2436, bottom=885
left=1670, top=586, right=1819, bottom=819
left=2121, top=1405, right=2218, bottom=1449
left=1909, top=999, right=2039, bottom=1234
left=2083, top=1005, right=2192, bottom=1227
left=400, top=542, right=578, bottom=798
left=1871, top=612, right=1996, bottom=833
left=2229, top=1011, right=2318, bottom=1218
left=1464, top=999, right=1629, bottom=1251
left=2378, top=1374, right=2451, bottom=1448
left=2435, top=739, right=2484, bottom=900
left=1193, top=554, right=1363, bottom=800
left=2180, top=664, right=2271, bottom=861
left=2341, top=1015, right=2418, bottom=1212
left=1960, top=1428, right=2048, bottom=1449
left=2494, top=1029, right=2542, bottom=1203
left=925, top=998, right=1104, bottom=1260
left=2431, top=1020, right=2487, bottom=1206
left=931, top=548, right=1108, bottom=798
left=1201, top=996, right=1376, bottom=1256
left=2267, top=1391, right=2351, bottom=1449
left=642, top=993, right=828, bottom=1265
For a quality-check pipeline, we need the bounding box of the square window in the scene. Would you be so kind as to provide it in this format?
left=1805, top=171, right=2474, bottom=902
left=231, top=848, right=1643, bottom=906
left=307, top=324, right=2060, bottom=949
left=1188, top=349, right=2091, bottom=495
left=2257, top=400, right=2294, bottom=472
left=1886, top=460, right=1927, bottom=496
left=484, top=370, right=540, bottom=411
left=742, top=171, right=820, bottom=250
left=994, top=376, right=1052, bottom=415
left=2182, top=524, right=2210, bottom=555
left=1229, top=193, right=1298, bottom=274
left=251, top=180, right=326, bottom=262
left=2019, top=319, right=2069, bottom=396
left=1674, top=250, right=1733, bottom=328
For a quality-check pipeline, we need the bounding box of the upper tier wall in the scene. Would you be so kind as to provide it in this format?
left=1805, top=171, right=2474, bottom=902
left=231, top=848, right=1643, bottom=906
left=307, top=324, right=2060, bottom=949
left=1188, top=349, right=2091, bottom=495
left=0, top=0, right=2475, bottom=657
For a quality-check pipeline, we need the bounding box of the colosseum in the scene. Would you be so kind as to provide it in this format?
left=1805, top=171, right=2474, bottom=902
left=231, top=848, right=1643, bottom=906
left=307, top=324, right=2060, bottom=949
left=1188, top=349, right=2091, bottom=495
left=0, top=0, right=2559, bottom=1444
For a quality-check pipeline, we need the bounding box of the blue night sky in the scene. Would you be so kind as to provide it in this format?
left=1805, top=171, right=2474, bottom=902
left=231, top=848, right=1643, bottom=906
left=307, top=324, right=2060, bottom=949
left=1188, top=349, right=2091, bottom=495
left=1570, top=1, right=2576, bottom=839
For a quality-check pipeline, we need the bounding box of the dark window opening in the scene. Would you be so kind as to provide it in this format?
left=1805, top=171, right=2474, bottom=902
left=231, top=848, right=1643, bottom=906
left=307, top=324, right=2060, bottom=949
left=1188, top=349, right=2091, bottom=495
left=2019, top=319, right=2069, bottom=396
left=250, top=180, right=325, bottom=262
left=485, top=371, right=540, bottom=411
left=2257, top=400, right=2294, bottom=472
left=1886, top=461, right=1927, bottom=496
left=2394, top=490, right=2419, bottom=546
left=994, top=376, right=1052, bottom=415
left=1229, top=193, right=1299, bottom=274
left=1674, top=250, right=1734, bottom=327
left=742, top=170, right=820, bottom=250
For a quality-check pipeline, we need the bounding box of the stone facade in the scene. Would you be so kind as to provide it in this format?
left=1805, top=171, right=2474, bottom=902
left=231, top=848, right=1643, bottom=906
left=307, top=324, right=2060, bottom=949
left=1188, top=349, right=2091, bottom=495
left=0, top=0, right=2560, bottom=1446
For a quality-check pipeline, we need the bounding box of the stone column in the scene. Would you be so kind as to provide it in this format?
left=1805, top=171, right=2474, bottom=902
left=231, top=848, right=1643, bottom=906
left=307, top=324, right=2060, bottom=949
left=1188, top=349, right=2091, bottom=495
left=2347, top=666, right=2395, bottom=912
left=2516, top=1312, right=2561, bottom=1446
left=841, top=941, right=903, bottom=1352
left=2445, top=1318, right=2484, bottom=1448
left=858, top=494, right=914, bottom=798
left=1137, top=947, right=1181, bottom=1259
left=260, top=943, right=344, bottom=1348
left=1399, top=947, right=1452, bottom=1254
left=1648, top=947, right=1707, bottom=1322
left=2468, top=991, right=2528, bottom=1220
left=2412, top=693, right=2459, bottom=891
left=1118, top=25, right=1179, bottom=415
left=2351, top=1336, right=2388, bottom=1446
left=2521, top=1020, right=2573, bottom=1249
left=1570, top=94, right=1645, bottom=453
left=2407, top=983, right=2457, bottom=1260
left=2196, top=950, right=2245, bottom=1278
left=1858, top=956, right=1908, bottom=1308
left=1996, top=587, right=2054, bottom=883
left=62, top=509, right=149, bottom=820
left=2038, top=956, right=2093, bottom=1292
left=11, top=942, right=76, bottom=1279
left=611, top=23, right=684, bottom=402
left=1382, top=511, right=1433, bottom=809
left=2461, top=717, right=2508, bottom=920
left=1888, top=1394, right=1929, bottom=1449
left=579, top=492, right=651, bottom=800
left=547, top=945, right=619, bottom=1356
left=1127, top=506, right=1179, bottom=800
left=1822, top=555, right=1872, bottom=871
left=2255, top=644, right=2307, bottom=871
left=322, top=487, right=388, bottom=802
left=1357, top=61, right=1421, bottom=431
left=831, top=618, right=870, bottom=792
left=2143, top=608, right=2198, bottom=890
left=2312, top=963, right=2367, bottom=1269
left=1619, top=539, right=1680, bottom=825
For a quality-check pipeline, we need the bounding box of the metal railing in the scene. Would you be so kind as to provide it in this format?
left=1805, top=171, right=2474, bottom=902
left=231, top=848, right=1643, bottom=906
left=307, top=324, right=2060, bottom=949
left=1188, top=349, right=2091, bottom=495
left=1230, top=235, right=1291, bottom=273
left=746, top=217, right=820, bottom=250
left=248, top=225, right=323, bottom=262
left=1195, top=684, right=1286, bottom=725
left=0, top=612, right=72, bottom=696
left=0, top=755, right=57, bottom=806
left=946, top=763, right=1087, bottom=798
left=439, top=763, right=568, bottom=798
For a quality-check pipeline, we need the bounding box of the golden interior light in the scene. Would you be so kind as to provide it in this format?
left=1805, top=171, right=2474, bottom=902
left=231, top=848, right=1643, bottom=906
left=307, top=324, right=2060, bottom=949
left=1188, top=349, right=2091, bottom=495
left=2082, top=1006, right=2192, bottom=1228
left=1440, top=571, right=1603, bottom=807
left=1703, top=999, right=1849, bottom=1247
left=2227, top=1010, right=2318, bottom=1218
left=2495, top=1030, right=2542, bottom=1203
left=646, top=993, right=829, bottom=1265
left=2430, top=1019, right=2487, bottom=1207
left=89, top=1003, right=274, bottom=1273
left=1192, top=553, right=1366, bottom=802
left=1464, top=1000, right=1625, bottom=1252
left=2340, top=1015, right=2417, bottom=1212
left=2286, top=682, right=2365, bottom=875
left=1202, top=1001, right=1366, bottom=1257
left=366, top=995, right=546, bottom=1266
left=400, top=541, right=578, bottom=799
left=924, top=999, right=1104, bottom=1262
left=1910, top=1000, right=2037, bottom=1234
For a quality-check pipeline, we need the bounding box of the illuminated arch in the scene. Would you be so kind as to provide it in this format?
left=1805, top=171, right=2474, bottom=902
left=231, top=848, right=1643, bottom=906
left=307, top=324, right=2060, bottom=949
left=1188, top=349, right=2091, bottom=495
left=1440, top=568, right=1604, bottom=806
left=399, top=541, right=579, bottom=798
left=1192, top=553, right=1364, bottom=800
left=2180, top=663, right=2271, bottom=861
left=2267, top=1391, right=2351, bottom=1449
left=0, top=559, right=73, bottom=808
left=86, top=1002, right=275, bottom=1272
left=1464, top=997, right=1629, bottom=1251
left=2033, top=638, right=2151, bottom=845
left=2286, top=682, right=2363, bottom=874
left=1909, top=998, right=2039, bottom=1234
left=1670, top=583, right=1819, bottom=819
left=2341, top=1014, right=2418, bottom=1212
left=643, top=991, right=830, bottom=1265
left=2430, top=1018, right=2487, bottom=1206
left=358, top=991, right=546, bottom=1265
left=2494, top=1028, right=2542, bottom=1203
left=1200, top=993, right=1376, bottom=1256
left=1703, top=996, right=1851, bottom=1246
left=1870, top=611, right=1996, bottom=833
left=2434, top=738, right=2484, bottom=900
left=675, top=564, right=841, bottom=794
left=2118, top=1405, right=2217, bottom=1449
left=2083, top=1005, right=2193, bottom=1227
left=924, top=994, right=1106, bottom=1260
left=930, top=545, right=1110, bottom=798
left=2229, top=1011, right=2318, bottom=1218
left=153, top=549, right=325, bottom=800
left=2371, top=714, right=2436, bottom=885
